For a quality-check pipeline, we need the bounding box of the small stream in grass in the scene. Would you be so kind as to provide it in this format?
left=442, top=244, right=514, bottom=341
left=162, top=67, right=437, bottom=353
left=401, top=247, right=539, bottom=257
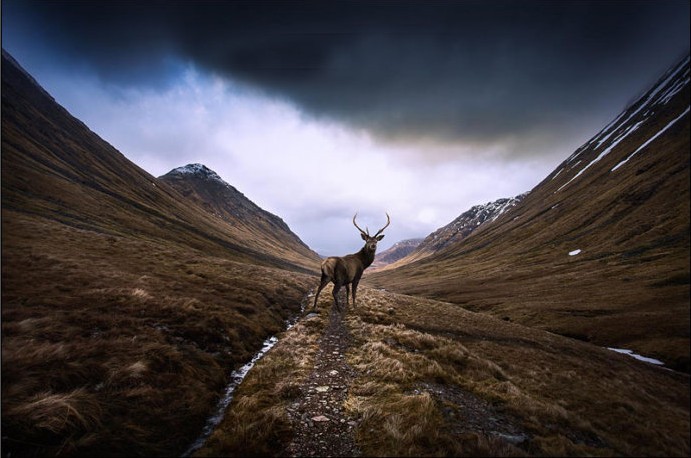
left=181, top=292, right=313, bottom=457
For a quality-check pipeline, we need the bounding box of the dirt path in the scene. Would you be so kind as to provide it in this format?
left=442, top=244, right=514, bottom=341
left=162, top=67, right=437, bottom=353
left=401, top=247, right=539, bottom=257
left=282, top=304, right=361, bottom=457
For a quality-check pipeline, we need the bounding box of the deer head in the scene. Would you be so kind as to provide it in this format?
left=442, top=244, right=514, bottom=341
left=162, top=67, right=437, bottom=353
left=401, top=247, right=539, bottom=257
left=353, top=212, right=390, bottom=254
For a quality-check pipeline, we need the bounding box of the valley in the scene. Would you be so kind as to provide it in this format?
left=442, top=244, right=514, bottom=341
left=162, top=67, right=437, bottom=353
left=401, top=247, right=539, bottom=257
left=2, top=47, right=689, bottom=457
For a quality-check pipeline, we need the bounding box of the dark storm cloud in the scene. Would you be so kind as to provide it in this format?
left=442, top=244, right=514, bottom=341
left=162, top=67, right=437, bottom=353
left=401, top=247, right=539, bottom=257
left=5, top=0, right=690, bottom=151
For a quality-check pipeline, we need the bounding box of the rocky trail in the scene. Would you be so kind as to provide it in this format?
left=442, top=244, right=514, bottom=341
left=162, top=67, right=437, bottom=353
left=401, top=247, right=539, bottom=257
left=282, top=304, right=361, bottom=457
left=278, top=290, right=533, bottom=457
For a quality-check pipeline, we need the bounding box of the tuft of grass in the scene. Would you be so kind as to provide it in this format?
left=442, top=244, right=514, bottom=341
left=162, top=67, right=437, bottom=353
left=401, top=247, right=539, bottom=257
left=351, top=391, right=447, bottom=456
left=4, top=388, right=102, bottom=436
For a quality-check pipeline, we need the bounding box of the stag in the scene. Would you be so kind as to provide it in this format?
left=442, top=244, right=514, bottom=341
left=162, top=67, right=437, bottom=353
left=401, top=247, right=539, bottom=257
left=313, top=213, right=390, bottom=311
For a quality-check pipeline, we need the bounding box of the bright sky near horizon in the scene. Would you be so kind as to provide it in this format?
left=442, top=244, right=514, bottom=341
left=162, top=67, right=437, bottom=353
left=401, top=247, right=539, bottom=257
left=2, top=1, right=689, bottom=254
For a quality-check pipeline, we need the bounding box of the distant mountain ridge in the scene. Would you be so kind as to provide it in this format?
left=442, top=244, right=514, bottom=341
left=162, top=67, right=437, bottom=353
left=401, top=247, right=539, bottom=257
left=372, top=238, right=423, bottom=268
left=414, top=195, right=525, bottom=258
left=378, top=196, right=525, bottom=269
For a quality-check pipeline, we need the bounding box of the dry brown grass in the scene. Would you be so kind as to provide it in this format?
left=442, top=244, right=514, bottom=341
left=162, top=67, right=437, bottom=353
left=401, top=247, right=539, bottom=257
left=191, top=284, right=687, bottom=457
left=196, top=308, right=326, bottom=456
left=342, top=287, right=689, bottom=457
left=1, top=213, right=317, bottom=456
left=4, top=217, right=687, bottom=456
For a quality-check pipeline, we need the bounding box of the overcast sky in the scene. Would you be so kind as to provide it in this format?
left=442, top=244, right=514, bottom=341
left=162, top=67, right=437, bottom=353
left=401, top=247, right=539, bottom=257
left=2, top=1, right=689, bottom=255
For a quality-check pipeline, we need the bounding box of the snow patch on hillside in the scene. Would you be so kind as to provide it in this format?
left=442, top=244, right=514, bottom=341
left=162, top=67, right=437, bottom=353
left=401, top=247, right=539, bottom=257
left=612, top=106, right=690, bottom=172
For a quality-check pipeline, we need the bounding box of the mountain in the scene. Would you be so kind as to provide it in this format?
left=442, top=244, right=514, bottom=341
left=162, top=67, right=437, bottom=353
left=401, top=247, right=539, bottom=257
left=371, top=54, right=690, bottom=372
left=405, top=195, right=525, bottom=264
left=1, top=49, right=320, bottom=457
left=371, top=238, right=423, bottom=268
left=159, top=163, right=317, bottom=265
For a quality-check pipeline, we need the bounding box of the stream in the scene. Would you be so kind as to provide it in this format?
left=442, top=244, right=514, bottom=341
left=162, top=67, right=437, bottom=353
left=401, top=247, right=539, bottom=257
left=181, top=292, right=313, bottom=457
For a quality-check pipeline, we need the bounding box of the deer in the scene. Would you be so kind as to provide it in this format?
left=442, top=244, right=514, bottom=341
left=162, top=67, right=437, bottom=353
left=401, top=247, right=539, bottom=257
left=313, top=212, right=390, bottom=312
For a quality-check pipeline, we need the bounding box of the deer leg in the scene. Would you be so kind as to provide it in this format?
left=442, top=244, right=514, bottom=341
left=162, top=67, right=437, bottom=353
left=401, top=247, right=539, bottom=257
left=352, top=279, right=360, bottom=306
left=313, top=274, right=330, bottom=310
left=332, top=282, right=342, bottom=312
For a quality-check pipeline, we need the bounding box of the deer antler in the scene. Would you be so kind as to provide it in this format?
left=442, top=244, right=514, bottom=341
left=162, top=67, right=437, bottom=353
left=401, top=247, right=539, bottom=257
left=353, top=213, right=369, bottom=236
left=373, top=213, right=391, bottom=238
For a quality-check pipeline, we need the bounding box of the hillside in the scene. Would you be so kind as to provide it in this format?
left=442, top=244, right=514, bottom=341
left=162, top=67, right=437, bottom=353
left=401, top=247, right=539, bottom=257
left=159, top=163, right=318, bottom=266
left=371, top=54, right=690, bottom=373
left=0, top=50, right=319, bottom=273
left=196, top=286, right=689, bottom=457
left=1, top=49, right=320, bottom=457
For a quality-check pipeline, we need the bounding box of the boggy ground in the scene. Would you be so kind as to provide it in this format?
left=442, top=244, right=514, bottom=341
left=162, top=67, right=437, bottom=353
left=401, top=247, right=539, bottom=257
left=195, top=284, right=689, bottom=457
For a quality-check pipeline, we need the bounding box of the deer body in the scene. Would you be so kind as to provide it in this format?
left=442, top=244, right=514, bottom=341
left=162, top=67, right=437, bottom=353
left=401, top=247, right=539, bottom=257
left=313, top=213, right=390, bottom=311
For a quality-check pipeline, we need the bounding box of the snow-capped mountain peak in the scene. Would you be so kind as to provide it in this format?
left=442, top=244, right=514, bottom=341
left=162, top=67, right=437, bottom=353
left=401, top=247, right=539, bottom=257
left=159, top=164, right=314, bottom=253
left=168, top=163, right=225, bottom=183
left=414, top=194, right=525, bottom=254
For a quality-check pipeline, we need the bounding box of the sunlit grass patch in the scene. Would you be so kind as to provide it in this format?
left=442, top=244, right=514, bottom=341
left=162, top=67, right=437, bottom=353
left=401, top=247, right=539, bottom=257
left=356, top=391, right=445, bottom=456
left=343, top=291, right=526, bottom=455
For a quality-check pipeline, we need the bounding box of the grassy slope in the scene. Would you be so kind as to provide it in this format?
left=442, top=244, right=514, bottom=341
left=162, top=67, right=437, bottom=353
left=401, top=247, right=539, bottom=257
left=1, top=219, right=316, bottom=456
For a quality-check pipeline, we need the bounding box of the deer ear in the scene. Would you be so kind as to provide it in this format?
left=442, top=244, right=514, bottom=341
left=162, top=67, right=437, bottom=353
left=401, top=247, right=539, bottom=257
left=361, top=233, right=368, bottom=241
left=376, top=234, right=385, bottom=241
